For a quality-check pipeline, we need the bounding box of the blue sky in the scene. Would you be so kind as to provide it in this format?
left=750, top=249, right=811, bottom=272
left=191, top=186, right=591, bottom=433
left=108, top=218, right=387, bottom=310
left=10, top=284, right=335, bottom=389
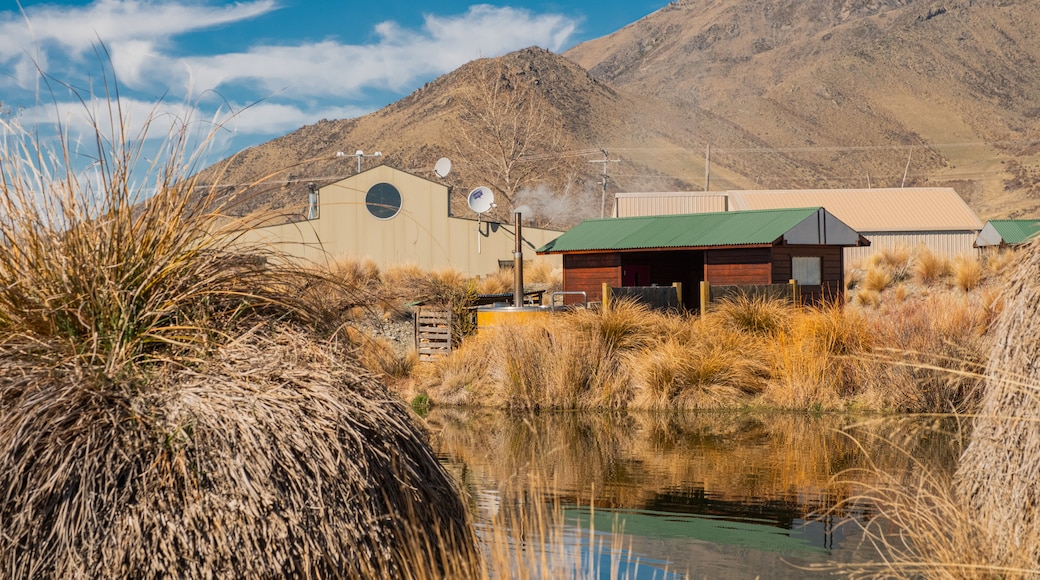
left=2, top=0, right=666, bottom=158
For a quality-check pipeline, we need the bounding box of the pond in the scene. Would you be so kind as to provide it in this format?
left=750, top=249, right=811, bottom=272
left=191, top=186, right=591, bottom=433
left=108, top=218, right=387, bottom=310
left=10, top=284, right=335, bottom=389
left=425, top=408, right=965, bottom=579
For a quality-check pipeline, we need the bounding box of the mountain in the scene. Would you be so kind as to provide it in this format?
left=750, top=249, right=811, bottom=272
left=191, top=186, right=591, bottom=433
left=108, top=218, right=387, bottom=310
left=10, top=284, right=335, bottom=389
left=202, top=0, right=1040, bottom=228
left=565, top=0, right=1040, bottom=219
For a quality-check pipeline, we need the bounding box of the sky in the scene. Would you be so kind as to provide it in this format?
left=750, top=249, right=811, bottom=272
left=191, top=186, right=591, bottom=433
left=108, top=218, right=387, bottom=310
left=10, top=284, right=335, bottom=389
left=1, top=0, right=668, bottom=160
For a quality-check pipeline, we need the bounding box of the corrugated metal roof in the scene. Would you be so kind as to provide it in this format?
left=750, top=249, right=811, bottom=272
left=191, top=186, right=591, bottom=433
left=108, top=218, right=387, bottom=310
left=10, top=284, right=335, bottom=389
left=538, top=207, right=835, bottom=254
left=977, top=219, right=1040, bottom=246
left=727, top=188, right=982, bottom=232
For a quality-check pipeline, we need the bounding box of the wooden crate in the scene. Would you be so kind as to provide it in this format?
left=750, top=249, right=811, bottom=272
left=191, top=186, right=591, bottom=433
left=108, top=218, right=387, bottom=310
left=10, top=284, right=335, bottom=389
left=415, top=307, right=452, bottom=360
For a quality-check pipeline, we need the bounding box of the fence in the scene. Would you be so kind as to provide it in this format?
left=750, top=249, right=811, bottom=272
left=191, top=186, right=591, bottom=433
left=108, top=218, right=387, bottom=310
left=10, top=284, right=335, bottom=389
left=700, top=280, right=799, bottom=314
left=603, top=283, right=682, bottom=311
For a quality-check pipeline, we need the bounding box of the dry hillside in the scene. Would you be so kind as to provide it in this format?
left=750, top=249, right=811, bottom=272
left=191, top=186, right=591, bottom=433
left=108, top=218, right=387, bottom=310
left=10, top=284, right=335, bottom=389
left=565, top=0, right=1040, bottom=219
left=200, top=0, right=1040, bottom=228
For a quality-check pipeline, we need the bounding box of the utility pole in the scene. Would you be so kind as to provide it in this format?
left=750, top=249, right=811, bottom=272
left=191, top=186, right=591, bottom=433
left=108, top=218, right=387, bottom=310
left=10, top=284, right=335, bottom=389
left=589, top=149, right=621, bottom=218
left=704, top=145, right=710, bottom=192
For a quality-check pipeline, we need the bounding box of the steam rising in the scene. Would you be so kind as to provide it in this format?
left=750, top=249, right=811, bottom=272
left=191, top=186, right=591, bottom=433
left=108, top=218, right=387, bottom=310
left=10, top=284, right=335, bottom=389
left=513, top=183, right=601, bottom=229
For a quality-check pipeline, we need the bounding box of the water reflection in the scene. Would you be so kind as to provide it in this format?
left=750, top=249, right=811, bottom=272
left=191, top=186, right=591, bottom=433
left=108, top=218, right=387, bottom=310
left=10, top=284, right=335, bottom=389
left=427, top=409, right=964, bottom=579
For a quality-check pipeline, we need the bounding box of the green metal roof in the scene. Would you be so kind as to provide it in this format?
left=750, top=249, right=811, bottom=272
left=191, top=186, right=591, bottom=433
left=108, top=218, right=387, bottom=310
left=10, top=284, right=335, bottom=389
left=537, top=207, right=840, bottom=254
left=987, top=219, right=1040, bottom=245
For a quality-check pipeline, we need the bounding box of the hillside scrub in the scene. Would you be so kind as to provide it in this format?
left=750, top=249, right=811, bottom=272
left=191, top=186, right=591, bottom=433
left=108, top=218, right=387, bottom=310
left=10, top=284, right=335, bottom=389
left=0, top=97, right=476, bottom=578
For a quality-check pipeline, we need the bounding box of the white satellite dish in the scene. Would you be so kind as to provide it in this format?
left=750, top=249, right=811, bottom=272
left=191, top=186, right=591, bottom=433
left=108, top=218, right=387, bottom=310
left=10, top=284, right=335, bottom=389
left=467, top=186, right=495, bottom=214
left=434, top=157, right=452, bottom=178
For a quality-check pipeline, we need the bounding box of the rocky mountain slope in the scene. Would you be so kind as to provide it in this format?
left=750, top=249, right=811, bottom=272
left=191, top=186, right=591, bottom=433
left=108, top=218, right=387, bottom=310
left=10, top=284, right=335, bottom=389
left=201, top=0, right=1040, bottom=228
left=565, top=0, right=1040, bottom=219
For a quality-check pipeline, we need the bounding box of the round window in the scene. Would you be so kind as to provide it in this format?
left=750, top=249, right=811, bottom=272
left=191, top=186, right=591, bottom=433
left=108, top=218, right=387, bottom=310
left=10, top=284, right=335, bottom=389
left=365, top=182, right=402, bottom=219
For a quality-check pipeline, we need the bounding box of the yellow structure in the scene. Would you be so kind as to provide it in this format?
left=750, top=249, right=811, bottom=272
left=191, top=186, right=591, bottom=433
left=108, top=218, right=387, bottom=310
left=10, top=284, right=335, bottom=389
left=235, top=165, right=563, bottom=276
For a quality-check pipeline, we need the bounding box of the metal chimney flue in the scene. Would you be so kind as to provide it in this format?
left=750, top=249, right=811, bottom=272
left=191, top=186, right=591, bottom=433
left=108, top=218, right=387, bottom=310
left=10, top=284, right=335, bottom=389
left=513, top=211, right=523, bottom=307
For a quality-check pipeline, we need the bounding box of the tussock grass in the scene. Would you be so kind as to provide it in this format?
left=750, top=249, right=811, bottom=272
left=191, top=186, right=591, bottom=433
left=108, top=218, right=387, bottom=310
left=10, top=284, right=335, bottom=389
left=478, top=267, right=514, bottom=295
left=913, top=247, right=951, bottom=284
left=631, top=318, right=769, bottom=409
left=854, top=287, right=881, bottom=307
left=766, top=305, right=873, bottom=410
left=951, top=254, right=983, bottom=293
left=871, top=245, right=911, bottom=278
left=956, top=237, right=1040, bottom=570
left=866, top=295, right=988, bottom=412
left=417, top=288, right=992, bottom=414
left=712, top=293, right=793, bottom=335
left=0, top=94, right=474, bottom=577
left=862, top=266, right=893, bottom=293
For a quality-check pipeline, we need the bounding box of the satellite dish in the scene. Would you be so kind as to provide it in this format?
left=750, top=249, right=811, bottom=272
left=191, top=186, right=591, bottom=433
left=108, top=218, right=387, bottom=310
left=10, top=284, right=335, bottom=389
left=467, top=186, right=495, bottom=214
left=434, top=157, right=452, bottom=178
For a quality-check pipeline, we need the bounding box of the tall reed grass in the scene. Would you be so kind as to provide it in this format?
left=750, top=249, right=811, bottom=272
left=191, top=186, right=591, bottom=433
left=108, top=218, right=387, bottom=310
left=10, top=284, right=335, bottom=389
left=0, top=91, right=474, bottom=577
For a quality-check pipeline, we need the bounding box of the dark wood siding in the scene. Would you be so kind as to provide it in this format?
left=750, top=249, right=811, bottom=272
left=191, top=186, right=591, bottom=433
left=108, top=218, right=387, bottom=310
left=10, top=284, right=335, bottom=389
left=704, top=248, right=772, bottom=285
left=773, top=246, right=846, bottom=304
left=562, top=253, right=621, bottom=304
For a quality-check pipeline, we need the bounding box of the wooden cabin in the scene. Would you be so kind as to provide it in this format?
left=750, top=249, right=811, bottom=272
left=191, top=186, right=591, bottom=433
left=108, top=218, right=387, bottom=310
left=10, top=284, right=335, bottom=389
left=537, top=207, right=869, bottom=308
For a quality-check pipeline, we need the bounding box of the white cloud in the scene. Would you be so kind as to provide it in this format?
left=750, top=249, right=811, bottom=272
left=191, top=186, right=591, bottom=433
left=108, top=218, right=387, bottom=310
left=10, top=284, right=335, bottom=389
left=167, top=5, right=577, bottom=100
left=1, top=1, right=580, bottom=148
left=0, top=0, right=277, bottom=59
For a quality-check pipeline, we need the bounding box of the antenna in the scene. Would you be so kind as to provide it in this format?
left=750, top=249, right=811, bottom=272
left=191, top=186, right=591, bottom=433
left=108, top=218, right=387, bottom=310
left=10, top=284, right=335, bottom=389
left=434, top=157, right=452, bottom=178
left=467, top=186, right=496, bottom=253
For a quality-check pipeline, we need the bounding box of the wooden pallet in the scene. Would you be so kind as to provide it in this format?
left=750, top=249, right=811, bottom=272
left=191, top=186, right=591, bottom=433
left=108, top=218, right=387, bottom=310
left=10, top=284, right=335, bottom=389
left=415, top=307, right=452, bottom=360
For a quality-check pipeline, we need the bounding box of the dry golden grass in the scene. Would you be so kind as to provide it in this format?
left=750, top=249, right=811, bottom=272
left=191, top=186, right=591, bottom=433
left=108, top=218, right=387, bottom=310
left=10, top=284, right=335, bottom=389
left=478, top=267, right=514, bottom=295
left=0, top=92, right=475, bottom=577
left=913, top=247, right=951, bottom=284
left=845, top=268, right=864, bottom=292
left=864, top=295, right=989, bottom=412
left=711, top=293, right=794, bottom=335
left=862, top=266, right=893, bottom=293
left=956, top=238, right=1040, bottom=571
left=951, top=254, right=984, bottom=293
left=854, top=287, right=881, bottom=307
left=892, top=283, right=908, bottom=302
left=982, top=247, right=1019, bottom=275
left=765, top=305, right=873, bottom=410
left=871, top=245, right=911, bottom=277
left=524, top=259, right=562, bottom=286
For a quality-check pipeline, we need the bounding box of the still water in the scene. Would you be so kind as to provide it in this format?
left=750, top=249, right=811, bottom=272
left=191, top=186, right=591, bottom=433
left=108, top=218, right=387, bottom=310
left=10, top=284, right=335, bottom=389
left=426, top=409, right=964, bottom=579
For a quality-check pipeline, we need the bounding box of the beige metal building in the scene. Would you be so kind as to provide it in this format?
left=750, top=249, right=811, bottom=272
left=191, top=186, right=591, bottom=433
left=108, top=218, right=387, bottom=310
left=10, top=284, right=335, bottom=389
left=234, top=165, right=563, bottom=276
left=613, top=187, right=983, bottom=266
left=613, top=192, right=728, bottom=217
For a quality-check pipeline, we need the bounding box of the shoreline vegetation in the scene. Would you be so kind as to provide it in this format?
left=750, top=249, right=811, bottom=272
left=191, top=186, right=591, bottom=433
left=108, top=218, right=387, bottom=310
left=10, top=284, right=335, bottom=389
left=2, top=90, right=1038, bottom=578
left=367, top=244, right=1004, bottom=415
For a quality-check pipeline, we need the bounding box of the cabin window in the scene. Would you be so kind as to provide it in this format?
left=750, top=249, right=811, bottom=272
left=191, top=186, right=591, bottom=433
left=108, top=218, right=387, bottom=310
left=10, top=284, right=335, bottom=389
left=792, top=256, right=822, bottom=285
left=366, top=183, right=402, bottom=219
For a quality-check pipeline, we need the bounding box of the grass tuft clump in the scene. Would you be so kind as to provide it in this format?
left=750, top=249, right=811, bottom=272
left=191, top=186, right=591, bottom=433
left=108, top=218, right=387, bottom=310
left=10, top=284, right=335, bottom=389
left=0, top=89, right=475, bottom=578
left=712, top=294, right=793, bottom=335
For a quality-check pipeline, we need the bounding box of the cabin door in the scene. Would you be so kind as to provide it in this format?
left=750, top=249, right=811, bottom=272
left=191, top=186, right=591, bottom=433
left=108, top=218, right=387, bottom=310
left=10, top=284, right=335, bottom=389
left=622, top=265, right=650, bottom=286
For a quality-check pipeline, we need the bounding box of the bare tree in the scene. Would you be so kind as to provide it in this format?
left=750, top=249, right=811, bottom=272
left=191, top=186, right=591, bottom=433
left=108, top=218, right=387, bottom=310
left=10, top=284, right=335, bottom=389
left=451, top=60, right=580, bottom=216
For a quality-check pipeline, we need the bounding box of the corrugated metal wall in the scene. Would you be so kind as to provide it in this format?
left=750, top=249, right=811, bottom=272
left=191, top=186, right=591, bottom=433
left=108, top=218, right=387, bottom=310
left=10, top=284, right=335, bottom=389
left=614, top=193, right=727, bottom=217
left=845, top=232, right=981, bottom=267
